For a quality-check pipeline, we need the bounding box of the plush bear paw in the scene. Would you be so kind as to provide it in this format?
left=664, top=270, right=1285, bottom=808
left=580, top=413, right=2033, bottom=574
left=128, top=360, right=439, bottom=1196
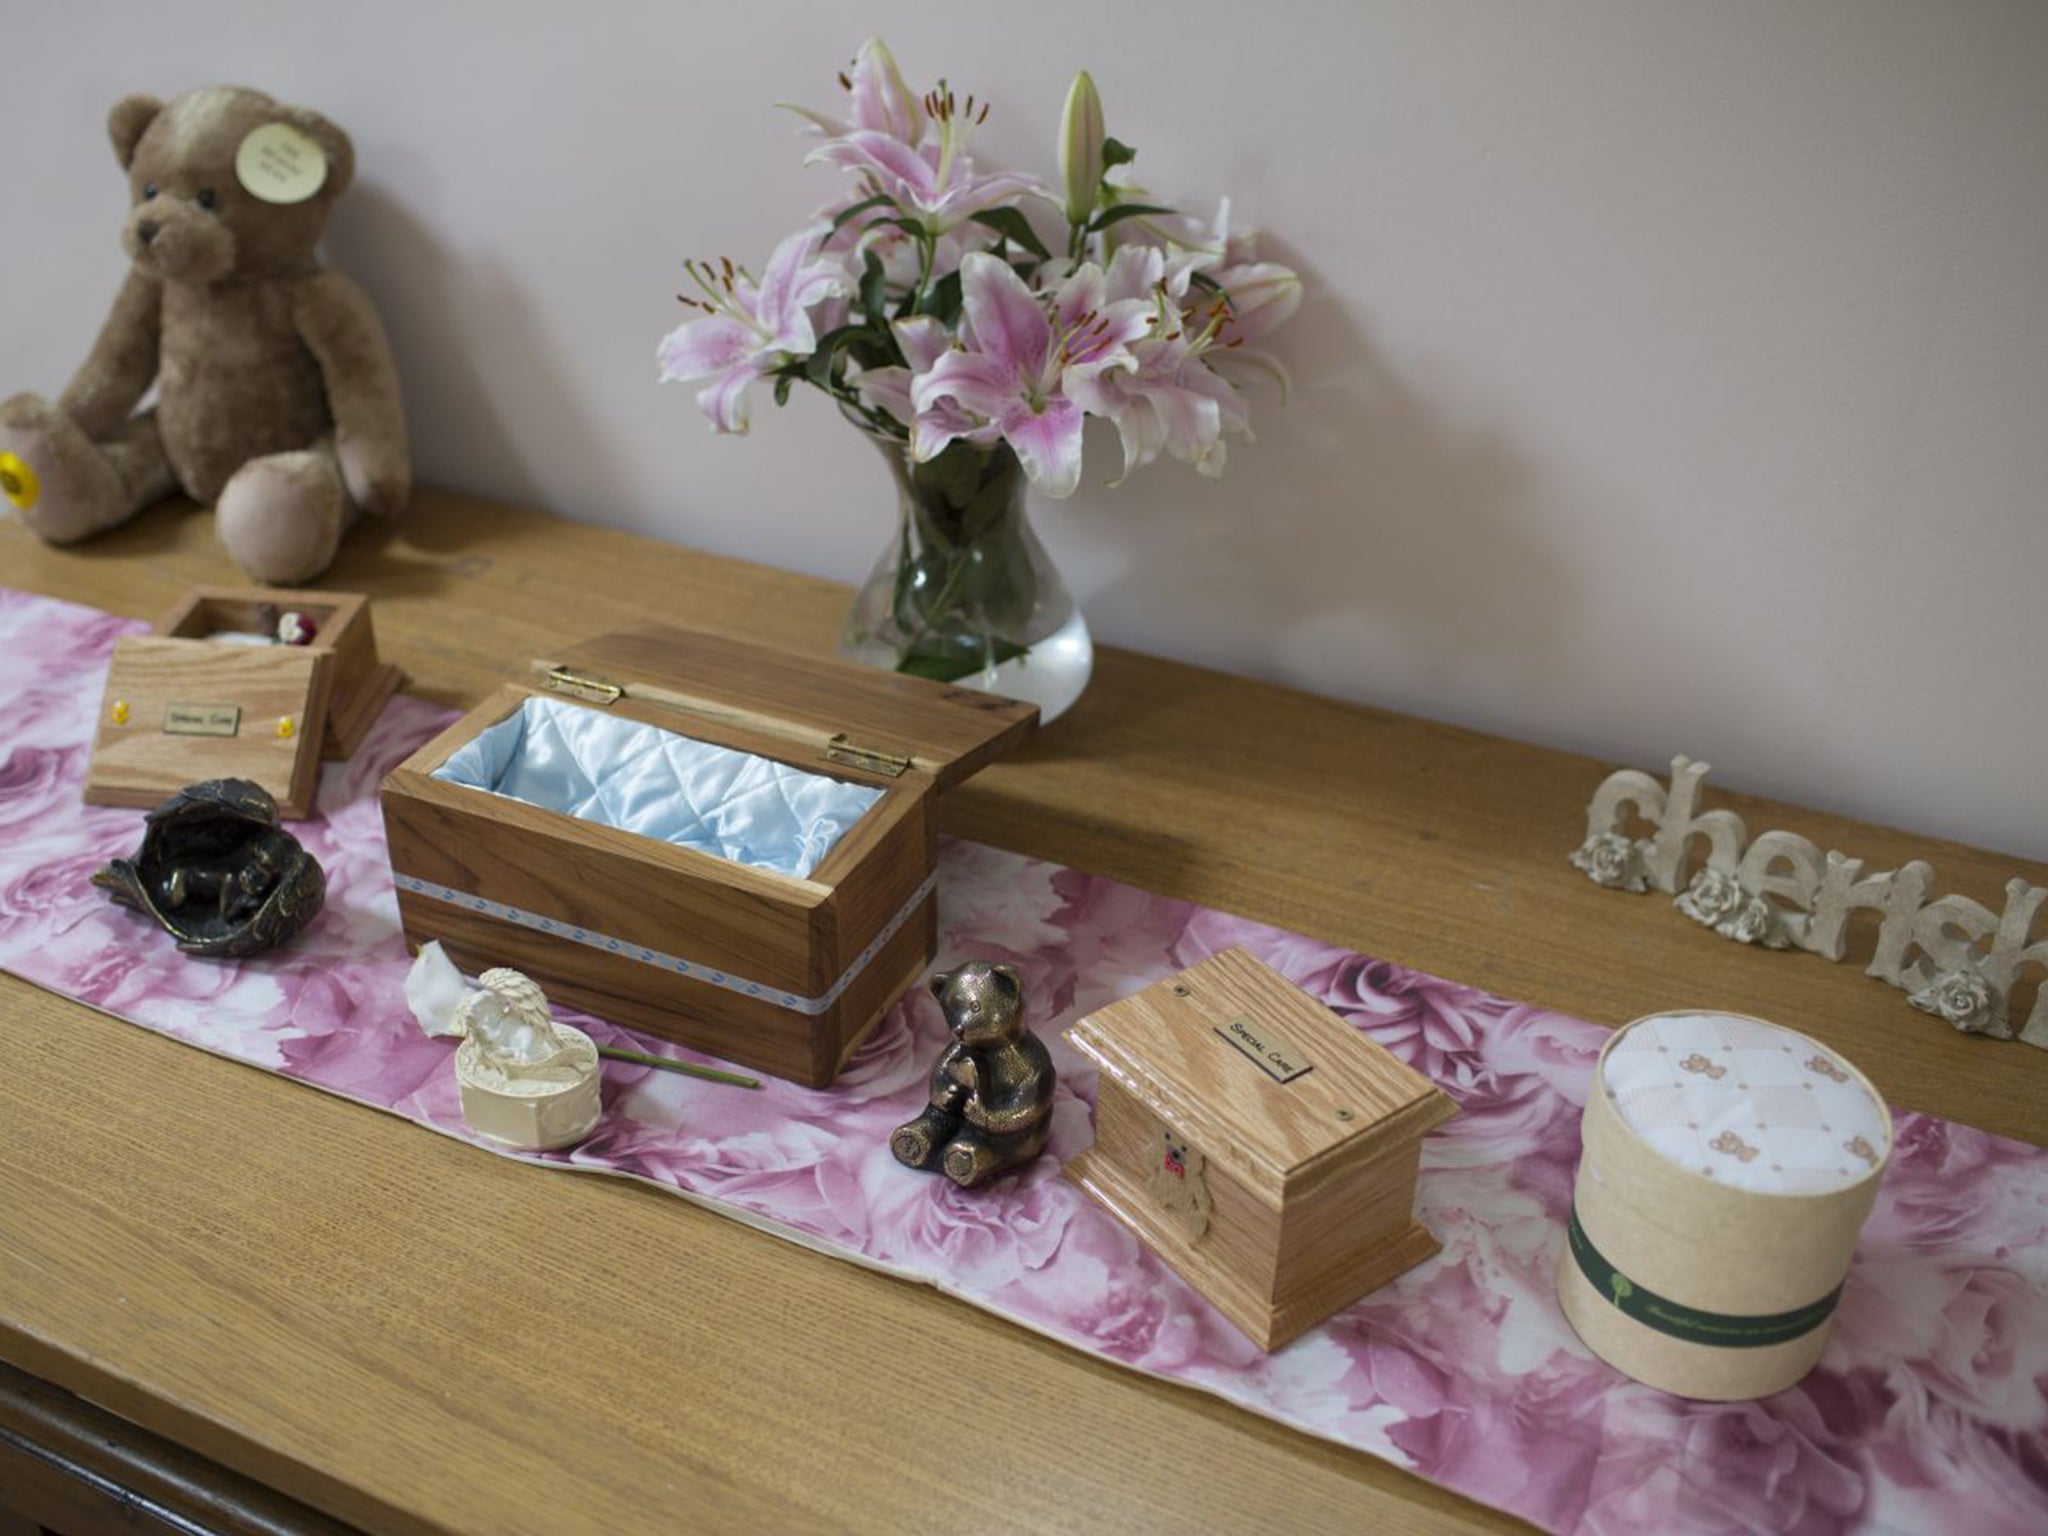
left=0, top=394, right=138, bottom=544
left=337, top=435, right=412, bottom=519
left=216, top=450, right=352, bottom=583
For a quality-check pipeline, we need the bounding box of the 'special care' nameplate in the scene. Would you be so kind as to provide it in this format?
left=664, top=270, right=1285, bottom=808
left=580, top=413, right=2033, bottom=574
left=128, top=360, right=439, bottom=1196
left=1215, top=1014, right=1315, bottom=1084
left=164, top=703, right=242, bottom=738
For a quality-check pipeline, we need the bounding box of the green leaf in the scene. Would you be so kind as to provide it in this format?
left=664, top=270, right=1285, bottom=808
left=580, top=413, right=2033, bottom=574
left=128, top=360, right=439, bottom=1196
left=969, top=208, right=1052, bottom=262
left=959, top=469, right=1020, bottom=543
left=915, top=439, right=985, bottom=512
left=859, top=250, right=888, bottom=327
left=1102, top=137, right=1136, bottom=169
left=960, top=517, right=1038, bottom=631
left=921, top=269, right=963, bottom=328
left=895, top=637, right=1028, bottom=684
left=1088, top=202, right=1174, bottom=234
left=805, top=323, right=880, bottom=387
left=772, top=373, right=794, bottom=407
left=1186, top=270, right=1223, bottom=295
left=830, top=192, right=895, bottom=235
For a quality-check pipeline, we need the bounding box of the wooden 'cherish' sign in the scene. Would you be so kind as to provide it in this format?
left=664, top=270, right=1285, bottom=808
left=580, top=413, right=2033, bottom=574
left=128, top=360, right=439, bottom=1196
left=1570, top=757, right=2047, bottom=1049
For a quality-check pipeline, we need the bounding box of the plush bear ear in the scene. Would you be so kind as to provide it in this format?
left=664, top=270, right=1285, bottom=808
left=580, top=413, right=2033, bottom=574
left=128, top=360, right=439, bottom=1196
left=108, top=95, right=164, bottom=170
left=927, top=971, right=950, bottom=1002
left=990, top=964, right=1020, bottom=999
left=280, top=106, right=356, bottom=199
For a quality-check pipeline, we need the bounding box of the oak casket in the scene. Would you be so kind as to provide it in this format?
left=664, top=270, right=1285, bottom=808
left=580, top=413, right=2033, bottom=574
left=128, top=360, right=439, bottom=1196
left=1064, top=948, right=1456, bottom=1350
left=380, top=624, right=1035, bottom=1086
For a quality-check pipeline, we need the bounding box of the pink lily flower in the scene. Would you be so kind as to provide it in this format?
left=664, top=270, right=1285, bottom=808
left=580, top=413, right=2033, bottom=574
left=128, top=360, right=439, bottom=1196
left=806, top=85, right=1051, bottom=237
left=782, top=37, right=924, bottom=148
left=1111, top=203, right=1301, bottom=402
left=1065, top=244, right=1251, bottom=479
left=913, top=253, right=1152, bottom=498
left=1119, top=199, right=1301, bottom=327
left=1204, top=257, right=1300, bottom=401
left=852, top=315, right=959, bottom=431
left=1212, top=260, right=1302, bottom=345
left=657, top=226, right=854, bottom=433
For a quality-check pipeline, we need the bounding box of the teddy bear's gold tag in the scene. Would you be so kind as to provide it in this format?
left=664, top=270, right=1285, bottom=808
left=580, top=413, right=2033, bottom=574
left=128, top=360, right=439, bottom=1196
left=235, top=123, right=328, bottom=205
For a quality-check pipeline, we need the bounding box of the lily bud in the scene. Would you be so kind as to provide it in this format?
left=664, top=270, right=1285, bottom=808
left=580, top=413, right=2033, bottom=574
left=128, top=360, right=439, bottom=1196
left=1058, top=69, right=1105, bottom=227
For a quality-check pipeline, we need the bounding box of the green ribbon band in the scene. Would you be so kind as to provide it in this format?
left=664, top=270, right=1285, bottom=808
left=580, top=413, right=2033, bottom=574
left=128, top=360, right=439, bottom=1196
left=1567, top=1203, right=1841, bottom=1349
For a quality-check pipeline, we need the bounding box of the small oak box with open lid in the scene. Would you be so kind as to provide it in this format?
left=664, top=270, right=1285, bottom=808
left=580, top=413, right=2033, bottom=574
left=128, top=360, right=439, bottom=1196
left=1064, top=948, right=1456, bottom=1350
left=85, top=586, right=399, bottom=821
left=157, top=587, right=402, bottom=760
left=379, top=624, right=1035, bottom=1087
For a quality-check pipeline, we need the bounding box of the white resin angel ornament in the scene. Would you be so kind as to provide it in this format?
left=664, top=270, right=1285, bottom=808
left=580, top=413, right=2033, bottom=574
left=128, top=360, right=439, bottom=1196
left=405, top=941, right=602, bottom=1151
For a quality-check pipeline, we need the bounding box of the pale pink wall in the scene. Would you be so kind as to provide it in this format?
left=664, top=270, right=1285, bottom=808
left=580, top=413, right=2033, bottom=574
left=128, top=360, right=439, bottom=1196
left=4, top=1, right=2044, bottom=857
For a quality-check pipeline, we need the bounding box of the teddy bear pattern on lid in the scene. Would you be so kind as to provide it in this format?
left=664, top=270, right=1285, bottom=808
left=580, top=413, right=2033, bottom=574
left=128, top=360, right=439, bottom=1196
left=1599, top=1012, right=1892, bottom=1195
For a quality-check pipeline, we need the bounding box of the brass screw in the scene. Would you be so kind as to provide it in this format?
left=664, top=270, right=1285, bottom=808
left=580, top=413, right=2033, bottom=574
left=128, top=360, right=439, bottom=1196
left=1335, top=1108, right=1356, bottom=1122
left=1171, top=984, right=1190, bottom=996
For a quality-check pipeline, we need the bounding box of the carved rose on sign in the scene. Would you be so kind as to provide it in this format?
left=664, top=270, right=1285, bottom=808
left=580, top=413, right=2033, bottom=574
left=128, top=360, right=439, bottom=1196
left=1570, top=832, right=1650, bottom=893
left=1908, top=969, right=2007, bottom=1039
left=1675, top=869, right=1782, bottom=947
left=1719, top=893, right=1783, bottom=947
left=1677, top=868, right=1744, bottom=926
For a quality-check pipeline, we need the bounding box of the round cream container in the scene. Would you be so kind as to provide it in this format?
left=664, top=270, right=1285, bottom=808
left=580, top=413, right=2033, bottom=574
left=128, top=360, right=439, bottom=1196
left=1556, top=1010, right=1891, bottom=1400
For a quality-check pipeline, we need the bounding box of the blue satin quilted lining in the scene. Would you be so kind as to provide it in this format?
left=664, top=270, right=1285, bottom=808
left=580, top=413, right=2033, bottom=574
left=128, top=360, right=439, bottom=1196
left=432, top=695, right=881, bottom=880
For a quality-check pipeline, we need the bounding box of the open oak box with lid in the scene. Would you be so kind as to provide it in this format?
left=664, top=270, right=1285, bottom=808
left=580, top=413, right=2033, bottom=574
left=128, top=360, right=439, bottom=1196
left=380, top=624, right=1036, bottom=1088
left=1065, top=949, right=1457, bottom=1350
left=84, top=586, right=399, bottom=821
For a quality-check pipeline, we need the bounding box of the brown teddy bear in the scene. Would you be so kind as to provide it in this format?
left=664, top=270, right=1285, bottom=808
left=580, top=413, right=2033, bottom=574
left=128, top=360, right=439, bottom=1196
left=0, top=86, right=408, bottom=583
left=890, top=961, right=1057, bottom=1189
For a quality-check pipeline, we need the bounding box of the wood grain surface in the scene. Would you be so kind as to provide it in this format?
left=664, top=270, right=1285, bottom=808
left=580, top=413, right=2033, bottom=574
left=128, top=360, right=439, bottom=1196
left=1068, top=947, right=1452, bottom=1190
left=1066, top=950, right=1455, bottom=1349
left=156, top=585, right=395, bottom=762
left=4, top=492, right=2045, bottom=1536
left=554, top=621, right=1037, bottom=788
left=83, top=635, right=333, bottom=819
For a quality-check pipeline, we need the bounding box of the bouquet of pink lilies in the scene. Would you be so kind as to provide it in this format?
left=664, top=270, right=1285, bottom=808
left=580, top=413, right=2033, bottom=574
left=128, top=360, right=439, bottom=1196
left=659, top=38, right=1300, bottom=498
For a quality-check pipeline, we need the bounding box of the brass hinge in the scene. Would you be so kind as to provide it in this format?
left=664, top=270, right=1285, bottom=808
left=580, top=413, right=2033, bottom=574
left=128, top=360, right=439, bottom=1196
left=824, top=734, right=912, bottom=778
left=543, top=666, right=624, bottom=705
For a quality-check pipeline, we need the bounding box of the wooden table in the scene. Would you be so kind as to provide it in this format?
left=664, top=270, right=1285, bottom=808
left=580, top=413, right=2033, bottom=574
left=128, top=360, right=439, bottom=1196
left=3, top=493, right=2042, bottom=1536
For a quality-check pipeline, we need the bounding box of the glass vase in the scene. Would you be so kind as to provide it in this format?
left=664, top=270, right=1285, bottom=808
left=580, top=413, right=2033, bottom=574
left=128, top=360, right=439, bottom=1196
left=838, top=430, right=1093, bottom=723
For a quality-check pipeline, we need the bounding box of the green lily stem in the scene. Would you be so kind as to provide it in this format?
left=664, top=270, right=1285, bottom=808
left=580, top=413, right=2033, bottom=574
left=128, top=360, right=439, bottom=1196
left=908, top=227, right=938, bottom=317
left=822, top=378, right=908, bottom=440
left=893, top=541, right=981, bottom=668
left=595, top=1044, right=761, bottom=1090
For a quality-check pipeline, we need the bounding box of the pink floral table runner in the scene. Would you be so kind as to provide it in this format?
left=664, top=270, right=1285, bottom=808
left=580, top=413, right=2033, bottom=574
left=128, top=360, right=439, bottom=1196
left=2, top=586, right=2043, bottom=1536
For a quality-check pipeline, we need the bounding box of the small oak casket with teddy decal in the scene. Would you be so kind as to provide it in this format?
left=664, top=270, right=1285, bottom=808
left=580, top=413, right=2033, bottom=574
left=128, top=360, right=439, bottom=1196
left=379, top=624, right=1034, bottom=1088
left=1063, top=948, right=1456, bottom=1351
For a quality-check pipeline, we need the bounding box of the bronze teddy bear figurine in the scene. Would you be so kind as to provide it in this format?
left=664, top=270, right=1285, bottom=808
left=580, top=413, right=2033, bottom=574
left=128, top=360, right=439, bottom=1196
left=891, top=961, right=1056, bottom=1189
